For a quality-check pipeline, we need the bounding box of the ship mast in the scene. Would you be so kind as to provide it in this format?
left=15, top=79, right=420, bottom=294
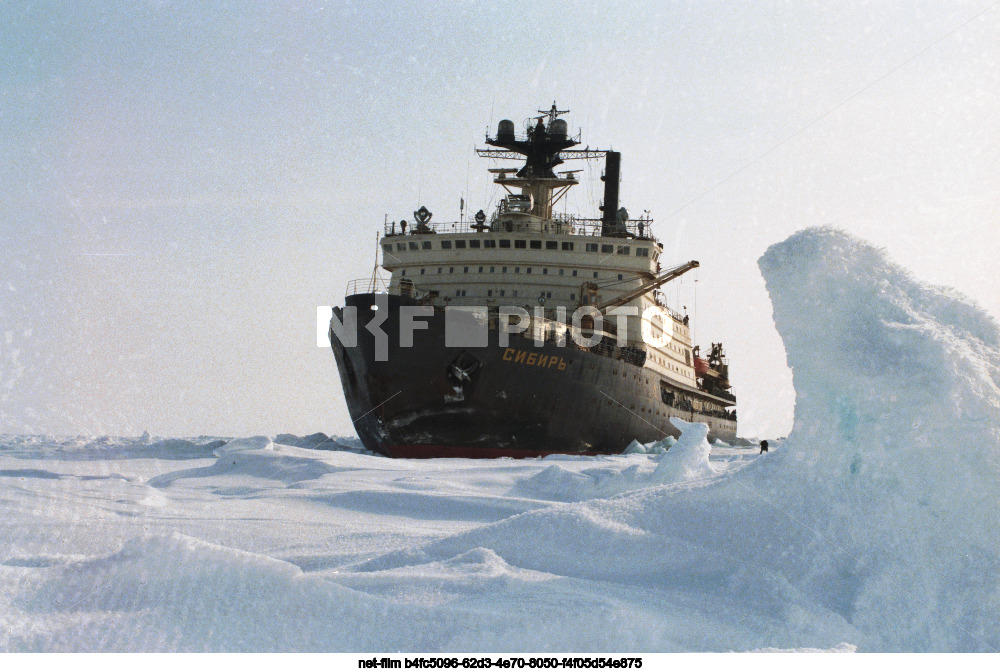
left=477, top=103, right=606, bottom=221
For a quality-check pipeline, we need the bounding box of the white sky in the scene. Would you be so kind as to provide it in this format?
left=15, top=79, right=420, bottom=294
left=2, top=1, right=998, bottom=439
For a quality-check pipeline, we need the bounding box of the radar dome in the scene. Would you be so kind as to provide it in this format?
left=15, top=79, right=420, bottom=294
left=497, top=119, right=515, bottom=142
left=550, top=118, right=568, bottom=141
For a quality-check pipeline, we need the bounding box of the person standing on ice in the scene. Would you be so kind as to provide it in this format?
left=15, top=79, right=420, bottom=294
left=760, top=440, right=769, bottom=454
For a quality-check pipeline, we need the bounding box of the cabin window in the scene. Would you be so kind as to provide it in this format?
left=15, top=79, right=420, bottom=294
left=514, top=267, right=520, bottom=273
left=513, top=290, right=518, bottom=297
left=488, top=290, right=493, bottom=297
left=526, top=267, right=532, bottom=274
left=562, top=242, right=574, bottom=251
left=438, top=268, right=442, bottom=274
left=546, top=292, right=552, bottom=298
left=545, top=241, right=557, bottom=250
left=500, top=290, right=506, bottom=297
left=420, top=268, right=425, bottom=275
left=586, top=243, right=599, bottom=252
left=469, top=239, right=481, bottom=249
left=449, top=267, right=454, bottom=273
left=455, top=240, right=467, bottom=249
left=422, top=241, right=432, bottom=250
left=618, top=274, right=623, bottom=280
left=542, top=268, right=548, bottom=275
left=478, top=266, right=483, bottom=273
left=490, top=266, right=495, bottom=273
left=463, top=266, right=468, bottom=273
left=441, top=240, right=452, bottom=249
left=503, top=267, right=507, bottom=273
left=401, top=270, right=406, bottom=276
left=593, top=271, right=598, bottom=278
left=559, top=269, right=564, bottom=276
left=572, top=270, right=577, bottom=277
left=570, top=293, right=576, bottom=300
left=499, top=240, right=510, bottom=248
left=484, top=239, right=496, bottom=248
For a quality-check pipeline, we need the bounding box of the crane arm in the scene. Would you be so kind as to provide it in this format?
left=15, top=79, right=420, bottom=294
left=594, top=260, right=699, bottom=312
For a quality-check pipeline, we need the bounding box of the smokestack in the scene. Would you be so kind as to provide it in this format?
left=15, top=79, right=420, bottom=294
left=600, top=151, right=621, bottom=236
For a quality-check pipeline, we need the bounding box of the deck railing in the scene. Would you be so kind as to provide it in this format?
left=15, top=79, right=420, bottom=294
left=382, top=214, right=655, bottom=240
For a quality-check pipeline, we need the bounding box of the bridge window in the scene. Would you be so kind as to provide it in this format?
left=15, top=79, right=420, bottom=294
left=586, top=243, right=599, bottom=252
left=396, top=243, right=406, bottom=251
left=422, top=241, right=432, bottom=250
left=616, top=246, right=630, bottom=255
left=455, top=240, right=467, bottom=249
left=485, top=240, right=497, bottom=248
left=636, top=247, right=649, bottom=257
left=469, top=239, right=481, bottom=249
left=601, top=244, right=613, bottom=254
left=409, top=242, right=418, bottom=250
left=514, top=239, right=526, bottom=249
left=382, top=245, right=391, bottom=253
left=499, top=240, right=511, bottom=248
left=562, top=242, right=574, bottom=251
left=441, top=240, right=452, bottom=249
left=530, top=240, right=542, bottom=249
left=545, top=241, right=558, bottom=250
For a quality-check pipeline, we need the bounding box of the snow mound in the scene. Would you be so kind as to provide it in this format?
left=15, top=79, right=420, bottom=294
left=749, top=227, right=1000, bottom=650
left=214, top=435, right=274, bottom=455
left=148, top=441, right=343, bottom=489
left=512, top=421, right=719, bottom=502
left=651, top=419, right=716, bottom=482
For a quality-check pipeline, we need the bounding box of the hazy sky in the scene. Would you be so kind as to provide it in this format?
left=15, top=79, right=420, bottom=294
left=2, top=1, right=998, bottom=439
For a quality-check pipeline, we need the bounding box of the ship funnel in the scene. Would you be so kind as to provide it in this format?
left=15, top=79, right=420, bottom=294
left=497, top=119, right=515, bottom=142
left=600, top=151, right=622, bottom=236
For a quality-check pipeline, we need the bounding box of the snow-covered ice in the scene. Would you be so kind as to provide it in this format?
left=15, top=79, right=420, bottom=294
left=2, top=228, right=998, bottom=651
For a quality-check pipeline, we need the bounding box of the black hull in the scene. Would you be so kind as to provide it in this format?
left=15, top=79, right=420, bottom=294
left=331, top=293, right=736, bottom=458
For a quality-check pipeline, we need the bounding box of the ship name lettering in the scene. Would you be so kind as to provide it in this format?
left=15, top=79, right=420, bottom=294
left=502, top=348, right=568, bottom=371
